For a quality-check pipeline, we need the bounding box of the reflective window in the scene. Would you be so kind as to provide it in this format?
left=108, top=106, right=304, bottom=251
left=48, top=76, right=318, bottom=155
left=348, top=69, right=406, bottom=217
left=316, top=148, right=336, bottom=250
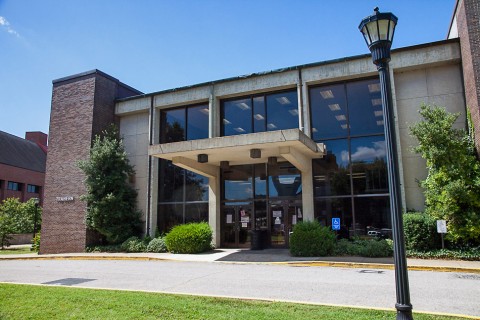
left=187, top=105, right=209, bottom=140
left=185, top=172, right=209, bottom=201
left=157, top=204, right=183, bottom=233
left=7, top=181, right=21, bottom=191
left=310, top=84, right=349, bottom=140
left=313, top=139, right=350, bottom=196
left=158, top=160, right=184, bottom=202
left=266, top=91, right=299, bottom=131
left=27, top=184, right=40, bottom=193
left=254, top=164, right=267, bottom=199
left=350, top=136, right=388, bottom=195
left=223, top=165, right=253, bottom=200
left=222, top=90, right=298, bottom=136
left=161, top=104, right=209, bottom=143
left=347, top=79, right=384, bottom=136
left=185, top=203, right=209, bottom=224
left=162, top=108, right=185, bottom=143
left=353, top=196, right=391, bottom=236
left=223, top=98, right=252, bottom=136
left=314, top=198, right=352, bottom=235
left=268, top=162, right=301, bottom=197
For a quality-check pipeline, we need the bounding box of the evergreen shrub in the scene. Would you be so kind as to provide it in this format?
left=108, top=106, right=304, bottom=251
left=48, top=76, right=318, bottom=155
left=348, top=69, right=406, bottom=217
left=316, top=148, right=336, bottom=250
left=165, top=222, right=212, bottom=254
left=403, top=212, right=439, bottom=251
left=120, top=236, right=146, bottom=252
left=289, top=221, right=336, bottom=257
left=146, top=237, right=167, bottom=253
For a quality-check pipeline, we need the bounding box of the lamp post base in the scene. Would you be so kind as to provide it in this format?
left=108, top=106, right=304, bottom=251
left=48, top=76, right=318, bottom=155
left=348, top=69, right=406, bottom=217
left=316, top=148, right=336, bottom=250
left=396, top=303, right=413, bottom=320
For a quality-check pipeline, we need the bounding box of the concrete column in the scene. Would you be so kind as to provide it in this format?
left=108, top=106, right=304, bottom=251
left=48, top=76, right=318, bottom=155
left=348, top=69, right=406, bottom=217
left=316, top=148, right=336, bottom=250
left=148, top=106, right=160, bottom=237
left=301, top=161, right=315, bottom=222
left=301, top=73, right=312, bottom=138
left=208, top=167, right=221, bottom=247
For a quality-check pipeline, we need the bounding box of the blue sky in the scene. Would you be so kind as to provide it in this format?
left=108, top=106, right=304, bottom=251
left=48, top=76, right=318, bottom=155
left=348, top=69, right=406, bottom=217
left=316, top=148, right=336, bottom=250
left=0, top=0, right=455, bottom=139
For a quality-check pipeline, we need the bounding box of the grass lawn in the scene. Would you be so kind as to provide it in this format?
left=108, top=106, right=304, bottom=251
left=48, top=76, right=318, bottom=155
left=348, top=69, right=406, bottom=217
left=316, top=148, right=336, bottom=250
left=0, top=283, right=469, bottom=320
left=0, top=246, right=33, bottom=255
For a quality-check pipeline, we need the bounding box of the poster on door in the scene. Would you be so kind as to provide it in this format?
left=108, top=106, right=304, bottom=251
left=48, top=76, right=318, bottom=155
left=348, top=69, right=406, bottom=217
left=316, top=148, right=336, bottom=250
left=273, top=210, right=282, bottom=217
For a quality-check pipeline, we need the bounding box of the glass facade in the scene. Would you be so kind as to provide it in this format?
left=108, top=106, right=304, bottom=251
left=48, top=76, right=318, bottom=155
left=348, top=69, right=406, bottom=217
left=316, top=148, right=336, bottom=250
left=158, top=103, right=210, bottom=233
left=310, top=78, right=391, bottom=237
left=222, top=90, right=299, bottom=136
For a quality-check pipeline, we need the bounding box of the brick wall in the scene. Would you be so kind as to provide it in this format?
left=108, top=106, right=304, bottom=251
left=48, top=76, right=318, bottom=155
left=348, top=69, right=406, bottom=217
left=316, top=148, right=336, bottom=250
left=0, top=163, right=45, bottom=203
left=456, top=0, right=480, bottom=151
left=40, top=70, right=140, bottom=254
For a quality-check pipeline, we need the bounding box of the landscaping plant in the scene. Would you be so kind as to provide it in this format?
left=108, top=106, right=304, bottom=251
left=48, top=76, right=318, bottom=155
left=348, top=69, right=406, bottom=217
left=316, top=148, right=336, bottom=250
left=289, top=221, right=336, bottom=257
left=78, top=125, right=142, bottom=244
left=165, top=222, right=212, bottom=254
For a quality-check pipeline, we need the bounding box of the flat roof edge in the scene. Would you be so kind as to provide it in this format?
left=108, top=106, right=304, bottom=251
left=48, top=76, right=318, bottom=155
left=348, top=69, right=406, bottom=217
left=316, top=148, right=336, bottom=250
left=52, top=69, right=143, bottom=95
left=117, top=38, right=460, bottom=103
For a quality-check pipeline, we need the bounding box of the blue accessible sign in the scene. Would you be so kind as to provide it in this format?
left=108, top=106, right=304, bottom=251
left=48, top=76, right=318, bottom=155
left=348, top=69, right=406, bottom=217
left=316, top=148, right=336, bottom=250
left=332, top=218, right=341, bottom=230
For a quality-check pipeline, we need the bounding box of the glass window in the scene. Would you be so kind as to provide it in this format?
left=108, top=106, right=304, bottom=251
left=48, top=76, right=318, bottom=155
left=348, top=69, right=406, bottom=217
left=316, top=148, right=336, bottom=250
left=7, top=181, right=20, bottom=191
left=347, top=79, right=384, bottom=136
left=222, top=90, right=298, bottom=136
left=158, top=160, right=184, bottom=202
left=187, top=105, right=209, bottom=140
left=313, top=139, right=350, bottom=196
left=253, top=96, right=266, bottom=133
left=310, top=84, right=349, bottom=140
left=353, top=196, right=391, bottom=237
left=161, top=108, right=185, bottom=143
left=27, top=184, right=40, bottom=193
left=350, top=136, right=388, bottom=195
left=157, top=204, right=183, bottom=233
left=223, top=165, right=253, bottom=200
left=185, top=203, right=209, bottom=224
left=268, top=162, right=301, bottom=198
left=314, top=198, right=353, bottom=235
left=185, top=172, right=209, bottom=202
left=266, top=91, right=299, bottom=131
left=223, top=98, right=252, bottom=136
left=254, top=163, right=267, bottom=199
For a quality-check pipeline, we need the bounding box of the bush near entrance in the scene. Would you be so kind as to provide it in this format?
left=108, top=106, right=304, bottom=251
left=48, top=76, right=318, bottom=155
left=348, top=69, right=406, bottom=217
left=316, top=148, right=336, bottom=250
left=290, top=221, right=336, bottom=257
left=165, top=222, right=213, bottom=254
left=403, top=212, right=440, bottom=251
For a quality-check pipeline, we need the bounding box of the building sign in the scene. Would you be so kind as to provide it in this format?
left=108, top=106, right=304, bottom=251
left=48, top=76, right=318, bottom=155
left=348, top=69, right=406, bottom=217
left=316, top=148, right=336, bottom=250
left=436, top=220, right=447, bottom=233
left=56, top=196, right=74, bottom=202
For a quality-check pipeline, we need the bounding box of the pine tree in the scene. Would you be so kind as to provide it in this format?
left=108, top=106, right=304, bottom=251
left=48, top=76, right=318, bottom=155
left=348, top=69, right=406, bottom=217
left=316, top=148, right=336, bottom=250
left=78, top=126, right=141, bottom=244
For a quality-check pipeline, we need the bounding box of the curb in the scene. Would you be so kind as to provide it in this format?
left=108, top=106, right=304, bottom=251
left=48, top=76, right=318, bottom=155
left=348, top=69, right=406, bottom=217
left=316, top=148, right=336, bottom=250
left=1, top=254, right=479, bottom=274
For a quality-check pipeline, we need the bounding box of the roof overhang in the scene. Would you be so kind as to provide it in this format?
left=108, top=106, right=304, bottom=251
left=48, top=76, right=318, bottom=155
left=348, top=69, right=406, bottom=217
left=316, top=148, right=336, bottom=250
left=149, top=129, right=325, bottom=178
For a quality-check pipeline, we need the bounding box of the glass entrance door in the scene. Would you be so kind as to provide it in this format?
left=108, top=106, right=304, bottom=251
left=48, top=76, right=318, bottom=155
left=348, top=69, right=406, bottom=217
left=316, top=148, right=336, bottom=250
left=221, top=203, right=252, bottom=248
left=270, top=201, right=302, bottom=247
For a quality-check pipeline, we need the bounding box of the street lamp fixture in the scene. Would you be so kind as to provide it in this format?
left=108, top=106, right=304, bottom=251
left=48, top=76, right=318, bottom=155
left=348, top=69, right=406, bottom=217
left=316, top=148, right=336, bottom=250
left=32, top=198, right=40, bottom=236
left=359, top=8, right=413, bottom=320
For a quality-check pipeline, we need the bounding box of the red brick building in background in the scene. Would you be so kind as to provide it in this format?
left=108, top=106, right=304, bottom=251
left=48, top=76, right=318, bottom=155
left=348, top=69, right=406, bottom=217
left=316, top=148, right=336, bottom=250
left=0, top=131, right=47, bottom=204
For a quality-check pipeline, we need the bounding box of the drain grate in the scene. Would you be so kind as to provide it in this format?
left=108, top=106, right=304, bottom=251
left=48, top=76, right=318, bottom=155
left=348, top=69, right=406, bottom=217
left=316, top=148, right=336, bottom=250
left=358, top=269, right=385, bottom=274
left=455, top=274, right=480, bottom=280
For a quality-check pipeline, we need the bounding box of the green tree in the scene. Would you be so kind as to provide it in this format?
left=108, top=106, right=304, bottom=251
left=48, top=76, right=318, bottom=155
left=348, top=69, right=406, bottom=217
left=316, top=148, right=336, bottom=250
left=410, top=104, right=480, bottom=245
left=0, top=198, right=40, bottom=248
left=78, top=126, right=141, bottom=244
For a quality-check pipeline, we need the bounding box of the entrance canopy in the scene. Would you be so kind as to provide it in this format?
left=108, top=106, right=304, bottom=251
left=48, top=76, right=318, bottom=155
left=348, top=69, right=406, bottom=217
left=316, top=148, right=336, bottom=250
left=148, top=129, right=325, bottom=178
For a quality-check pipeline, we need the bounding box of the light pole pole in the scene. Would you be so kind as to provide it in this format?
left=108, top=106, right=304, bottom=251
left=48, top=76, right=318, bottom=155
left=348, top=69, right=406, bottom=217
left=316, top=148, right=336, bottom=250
left=359, top=8, right=413, bottom=320
left=32, top=198, right=40, bottom=236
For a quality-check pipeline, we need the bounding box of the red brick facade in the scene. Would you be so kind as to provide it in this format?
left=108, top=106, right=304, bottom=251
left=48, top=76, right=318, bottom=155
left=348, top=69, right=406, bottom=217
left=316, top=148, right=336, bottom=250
left=40, top=70, right=140, bottom=254
left=456, top=0, right=480, bottom=151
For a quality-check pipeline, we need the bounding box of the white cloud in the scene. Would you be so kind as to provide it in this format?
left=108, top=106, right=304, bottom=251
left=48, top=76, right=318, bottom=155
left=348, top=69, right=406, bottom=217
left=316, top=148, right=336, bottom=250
left=351, top=141, right=386, bottom=162
left=0, top=16, right=20, bottom=37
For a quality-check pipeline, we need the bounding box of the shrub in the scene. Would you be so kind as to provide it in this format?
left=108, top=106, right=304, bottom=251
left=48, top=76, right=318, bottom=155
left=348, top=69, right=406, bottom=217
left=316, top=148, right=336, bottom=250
left=120, top=236, right=146, bottom=252
left=165, top=222, right=212, bottom=254
left=146, top=237, right=167, bottom=253
left=31, top=233, right=40, bottom=252
left=85, top=244, right=122, bottom=253
left=403, top=212, right=439, bottom=251
left=333, top=238, right=393, bottom=257
left=407, top=247, right=480, bottom=261
left=289, top=221, right=336, bottom=257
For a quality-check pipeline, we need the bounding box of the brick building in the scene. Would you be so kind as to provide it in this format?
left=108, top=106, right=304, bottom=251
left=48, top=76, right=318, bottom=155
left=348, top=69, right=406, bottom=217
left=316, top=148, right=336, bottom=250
left=0, top=131, right=47, bottom=204
left=41, top=0, right=480, bottom=253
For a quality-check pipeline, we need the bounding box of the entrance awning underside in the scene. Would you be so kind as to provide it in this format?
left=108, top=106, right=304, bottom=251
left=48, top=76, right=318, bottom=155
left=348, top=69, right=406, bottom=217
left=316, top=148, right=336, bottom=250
left=148, top=129, right=325, bottom=178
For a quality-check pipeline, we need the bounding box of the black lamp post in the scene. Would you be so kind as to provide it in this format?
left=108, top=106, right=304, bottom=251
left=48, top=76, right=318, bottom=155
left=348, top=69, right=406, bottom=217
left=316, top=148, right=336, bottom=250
left=32, top=198, right=40, bottom=236
left=359, top=8, right=413, bottom=320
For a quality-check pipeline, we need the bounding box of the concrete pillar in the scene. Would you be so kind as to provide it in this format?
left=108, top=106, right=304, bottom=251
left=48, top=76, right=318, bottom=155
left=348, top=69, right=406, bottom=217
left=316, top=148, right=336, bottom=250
left=301, top=161, right=315, bottom=222
left=148, top=104, right=160, bottom=237
left=208, top=167, right=221, bottom=247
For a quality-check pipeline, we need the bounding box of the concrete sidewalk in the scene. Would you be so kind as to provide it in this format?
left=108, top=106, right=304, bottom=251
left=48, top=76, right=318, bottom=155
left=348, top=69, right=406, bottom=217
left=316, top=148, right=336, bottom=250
left=1, top=247, right=479, bottom=273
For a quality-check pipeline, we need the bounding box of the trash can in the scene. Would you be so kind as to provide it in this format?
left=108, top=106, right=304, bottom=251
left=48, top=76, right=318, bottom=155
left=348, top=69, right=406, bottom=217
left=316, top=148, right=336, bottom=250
left=250, top=230, right=263, bottom=250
